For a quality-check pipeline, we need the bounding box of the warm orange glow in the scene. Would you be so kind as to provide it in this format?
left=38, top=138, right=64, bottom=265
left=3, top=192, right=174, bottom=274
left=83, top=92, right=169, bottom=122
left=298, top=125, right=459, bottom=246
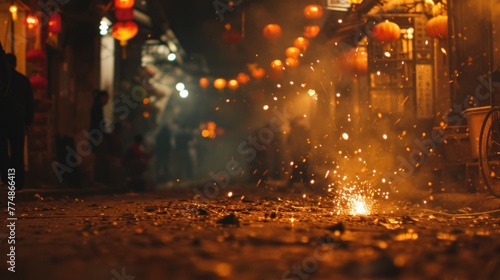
left=114, top=0, right=135, bottom=9
left=303, top=25, right=320, bottom=38
left=262, top=24, right=282, bottom=40
left=227, top=79, right=239, bottom=90
left=142, top=98, right=149, bottom=105
left=142, top=111, right=149, bottom=118
left=372, top=20, right=401, bottom=42
left=24, top=15, right=39, bottom=29
left=201, top=129, right=210, bottom=138
left=213, top=78, right=227, bottom=90
left=293, top=37, right=309, bottom=50
left=285, top=57, right=299, bottom=68
left=270, top=60, right=283, bottom=70
left=9, top=5, right=18, bottom=20
left=341, top=47, right=368, bottom=75
left=304, top=5, right=323, bottom=20
left=199, top=77, right=210, bottom=88
left=48, top=14, right=61, bottom=34
left=111, top=21, right=139, bottom=46
left=425, top=15, right=448, bottom=40
left=236, top=72, right=250, bottom=84
left=285, top=47, right=301, bottom=58
left=251, top=68, right=265, bottom=79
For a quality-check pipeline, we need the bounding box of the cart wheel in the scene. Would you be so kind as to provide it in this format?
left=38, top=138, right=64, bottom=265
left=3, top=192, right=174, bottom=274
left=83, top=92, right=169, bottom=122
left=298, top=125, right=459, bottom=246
left=479, top=107, right=500, bottom=197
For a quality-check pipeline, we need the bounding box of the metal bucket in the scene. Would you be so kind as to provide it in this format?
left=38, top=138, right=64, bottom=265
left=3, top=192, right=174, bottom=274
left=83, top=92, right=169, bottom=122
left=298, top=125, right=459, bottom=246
left=462, top=106, right=491, bottom=159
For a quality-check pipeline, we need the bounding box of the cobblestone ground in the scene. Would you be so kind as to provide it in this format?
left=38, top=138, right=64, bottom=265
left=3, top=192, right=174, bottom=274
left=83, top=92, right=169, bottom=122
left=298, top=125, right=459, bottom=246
left=1, top=185, right=499, bottom=280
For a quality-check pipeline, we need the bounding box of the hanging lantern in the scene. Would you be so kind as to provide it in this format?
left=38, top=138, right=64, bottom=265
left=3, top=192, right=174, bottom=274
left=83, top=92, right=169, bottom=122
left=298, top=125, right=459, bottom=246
left=294, top=37, right=309, bottom=50
left=285, top=57, right=299, bottom=68
left=115, top=8, right=134, bottom=21
left=303, top=25, right=320, bottom=38
left=114, top=0, right=135, bottom=9
left=285, top=47, right=301, bottom=58
left=111, top=21, right=139, bottom=46
left=263, top=24, right=282, bottom=40
left=304, top=5, right=323, bottom=20
left=425, top=15, right=448, bottom=40
left=30, top=75, right=48, bottom=90
left=270, top=60, right=283, bottom=70
left=48, top=14, right=62, bottom=34
left=237, top=72, right=250, bottom=84
left=214, top=78, right=227, bottom=90
left=26, top=49, right=46, bottom=64
left=371, top=20, right=401, bottom=42
left=24, top=14, right=39, bottom=29
left=341, top=47, right=368, bottom=75
left=251, top=68, right=265, bottom=79
left=199, top=77, right=210, bottom=89
left=223, top=29, right=243, bottom=44
left=227, top=79, right=239, bottom=90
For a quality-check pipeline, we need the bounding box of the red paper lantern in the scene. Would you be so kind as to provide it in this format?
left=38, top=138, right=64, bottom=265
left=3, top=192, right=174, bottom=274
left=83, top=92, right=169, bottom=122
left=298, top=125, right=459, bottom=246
left=26, top=49, right=46, bottom=64
left=115, top=8, right=134, bottom=21
left=303, top=25, right=320, bottom=38
left=223, top=29, right=243, bottom=44
left=199, top=77, right=210, bottom=89
left=371, top=21, right=401, bottom=42
left=286, top=47, right=301, bottom=58
left=294, top=37, right=309, bottom=50
left=111, top=21, right=139, bottom=46
left=263, top=24, right=282, bottom=40
left=114, top=0, right=135, bottom=9
left=270, top=60, right=283, bottom=70
left=48, top=14, right=61, bottom=34
left=237, top=73, right=250, bottom=84
left=214, top=78, right=227, bottom=90
left=425, top=15, right=448, bottom=40
left=30, top=75, right=48, bottom=90
left=304, top=5, right=323, bottom=20
left=251, top=68, right=265, bottom=79
left=285, top=57, right=299, bottom=68
left=227, top=79, right=239, bottom=90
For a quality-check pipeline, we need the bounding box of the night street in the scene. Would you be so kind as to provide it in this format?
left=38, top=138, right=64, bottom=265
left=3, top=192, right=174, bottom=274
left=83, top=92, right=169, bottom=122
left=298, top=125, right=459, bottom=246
left=3, top=0, right=500, bottom=279
left=1, top=183, right=499, bottom=280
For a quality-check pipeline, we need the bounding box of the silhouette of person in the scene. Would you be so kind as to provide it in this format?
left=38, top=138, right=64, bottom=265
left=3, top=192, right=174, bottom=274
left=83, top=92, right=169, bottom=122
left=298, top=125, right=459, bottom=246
left=124, top=134, right=149, bottom=192
left=89, top=90, right=110, bottom=184
left=174, top=124, right=194, bottom=179
left=155, top=125, right=172, bottom=183
left=288, top=117, right=311, bottom=186
left=0, top=53, right=34, bottom=190
left=0, top=42, right=10, bottom=100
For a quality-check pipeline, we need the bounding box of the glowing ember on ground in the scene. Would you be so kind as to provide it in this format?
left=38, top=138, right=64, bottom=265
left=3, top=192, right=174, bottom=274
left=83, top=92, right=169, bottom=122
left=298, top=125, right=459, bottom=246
left=348, top=194, right=372, bottom=216
left=333, top=181, right=375, bottom=216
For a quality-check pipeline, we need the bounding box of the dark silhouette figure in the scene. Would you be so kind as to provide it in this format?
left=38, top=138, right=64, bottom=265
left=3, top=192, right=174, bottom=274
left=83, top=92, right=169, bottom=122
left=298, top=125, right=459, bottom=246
left=174, top=124, right=194, bottom=179
left=90, top=89, right=109, bottom=131
left=0, top=43, right=10, bottom=100
left=0, top=53, right=34, bottom=190
left=107, top=122, right=124, bottom=187
left=124, top=134, right=149, bottom=192
left=288, top=118, right=311, bottom=186
left=155, top=125, right=172, bottom=183
left=89, top=90, right=110, bottom=184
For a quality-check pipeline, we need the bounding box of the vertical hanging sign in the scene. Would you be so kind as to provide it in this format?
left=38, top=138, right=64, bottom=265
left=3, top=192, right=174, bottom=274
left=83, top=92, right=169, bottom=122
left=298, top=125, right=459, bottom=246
left=416, top=64, right=434, bottom=119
